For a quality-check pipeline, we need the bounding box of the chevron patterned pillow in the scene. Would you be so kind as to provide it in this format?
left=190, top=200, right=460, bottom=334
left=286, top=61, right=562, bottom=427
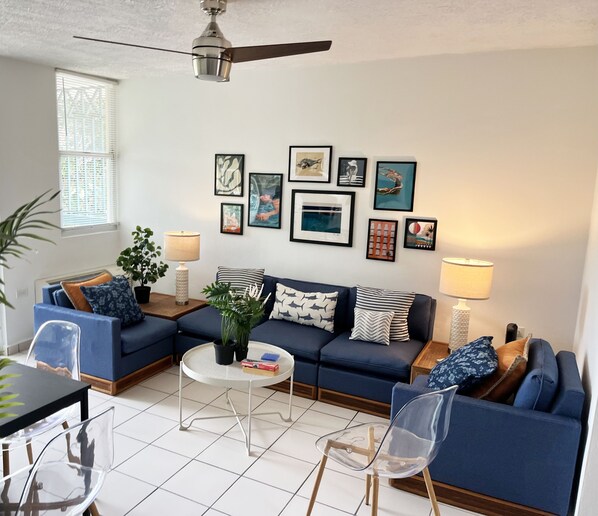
left=269, top=283, right=338, bottom=332
left=350, top=308, right=394, bottom=345
left=355, top=286, right=415, bottom=342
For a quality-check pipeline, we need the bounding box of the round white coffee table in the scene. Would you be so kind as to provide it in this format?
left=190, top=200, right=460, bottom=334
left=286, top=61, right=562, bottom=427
left=178, top=341, right=295, bottom=455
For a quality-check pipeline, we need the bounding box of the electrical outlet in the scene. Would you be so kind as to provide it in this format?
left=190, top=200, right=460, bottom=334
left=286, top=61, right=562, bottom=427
left=16, top=287, right=29, bottom=299
left=517, top=326, right=526, bottom=338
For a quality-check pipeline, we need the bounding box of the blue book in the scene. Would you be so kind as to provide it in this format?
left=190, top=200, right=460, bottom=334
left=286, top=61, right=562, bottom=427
left=261, top=352, right=280, bottom=362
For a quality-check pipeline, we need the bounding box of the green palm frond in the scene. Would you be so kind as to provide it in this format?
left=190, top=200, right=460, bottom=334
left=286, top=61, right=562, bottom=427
left=0, top=190, right=59, bottom=308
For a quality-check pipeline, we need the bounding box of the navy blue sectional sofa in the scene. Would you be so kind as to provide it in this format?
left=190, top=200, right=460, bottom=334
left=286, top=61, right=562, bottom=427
left=389, top=339, right=585, bottom=516
left=176, top=275, right=436, bottom=416
left=34, top=284, right=177, bottom=394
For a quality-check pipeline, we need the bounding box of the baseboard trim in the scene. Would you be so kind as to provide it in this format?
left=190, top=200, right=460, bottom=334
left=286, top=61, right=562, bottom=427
left=81, top=356, right=173, bottom=395
left=389, top=476, right=553, bottom=516
left=318, top=388, right=391, bottom=418
left=267, top=379, right=317, bottom=399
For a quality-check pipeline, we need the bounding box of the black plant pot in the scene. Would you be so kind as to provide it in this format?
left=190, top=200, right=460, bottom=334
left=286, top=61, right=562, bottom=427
left=214, top=340, right=235, bottom=365
left=235, top=346, right=248, bottom=362
left=134, top=286, right=151, bottom=304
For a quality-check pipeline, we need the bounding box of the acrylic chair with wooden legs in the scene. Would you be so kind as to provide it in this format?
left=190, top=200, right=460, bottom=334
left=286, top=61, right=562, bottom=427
left=0, top=406, right=114, bottom=516
left=307, top=385, right=458, bottom=516
left=0, top=320, right=81, bottom=476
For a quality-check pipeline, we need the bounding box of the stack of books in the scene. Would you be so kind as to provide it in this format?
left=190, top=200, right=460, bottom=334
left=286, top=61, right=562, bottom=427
left=241, top=359, right=280, bottom=376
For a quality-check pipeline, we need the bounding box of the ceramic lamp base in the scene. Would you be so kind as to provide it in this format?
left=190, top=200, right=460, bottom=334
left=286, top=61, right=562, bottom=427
left=448, top=299, right=471, bottom=353
left=175, top=263, right=189, bottom=305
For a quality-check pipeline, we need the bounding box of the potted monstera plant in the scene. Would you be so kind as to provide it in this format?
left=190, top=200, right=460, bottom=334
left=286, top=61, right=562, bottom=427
left=202, top=281, right=270, bottom=365
left=117, top=226, right=168, bottom=304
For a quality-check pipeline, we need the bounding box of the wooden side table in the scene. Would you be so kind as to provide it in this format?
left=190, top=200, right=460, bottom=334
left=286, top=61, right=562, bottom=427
left=141, top=292, right=207, bottom=321
left=410, top=340, right=450, bottom=383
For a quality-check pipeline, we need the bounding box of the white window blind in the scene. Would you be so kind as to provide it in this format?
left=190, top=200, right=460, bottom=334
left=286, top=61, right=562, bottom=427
left=56, top=70, right=118, bottom=233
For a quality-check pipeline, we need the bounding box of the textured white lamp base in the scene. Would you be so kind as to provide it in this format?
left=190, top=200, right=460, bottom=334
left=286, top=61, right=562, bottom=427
left=175, top=262, right=189, bottom=305
left=448, top=299, right=471, bottom=353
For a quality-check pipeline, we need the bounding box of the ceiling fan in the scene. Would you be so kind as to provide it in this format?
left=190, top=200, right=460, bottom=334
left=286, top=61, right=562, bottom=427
left=74, top=0, right=332, bottom=82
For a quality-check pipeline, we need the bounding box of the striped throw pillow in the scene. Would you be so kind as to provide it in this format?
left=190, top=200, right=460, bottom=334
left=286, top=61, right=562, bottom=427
left=355, top=285, right=415, bottom=342
left=217, top=266, right=264, bottom=292
left=350, top=308, right=394, bottom=345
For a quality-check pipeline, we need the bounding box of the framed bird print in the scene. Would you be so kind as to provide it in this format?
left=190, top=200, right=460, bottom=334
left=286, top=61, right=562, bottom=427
left=288, top=146, right=332, bottom=183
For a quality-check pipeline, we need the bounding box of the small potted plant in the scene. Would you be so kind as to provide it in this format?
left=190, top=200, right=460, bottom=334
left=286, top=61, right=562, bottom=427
left=202, top=281, right=270, bottom=364
left=117, top=226, right=168, bottom=304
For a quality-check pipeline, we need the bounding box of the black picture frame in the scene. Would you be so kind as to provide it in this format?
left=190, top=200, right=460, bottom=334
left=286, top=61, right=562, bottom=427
left=215, top=154, right=244, bottom=196
left=248, top=173, right=283, bottom=229
left=403, top=217, right=437, bottom=250
left=290, top=190, right=355, bottom=247
left=220, top=203, right=244, bottom=235
left=337, top=157, right=367, bottom=188
left=373, top=161, right=417, bottom=212
left=288, top=146, right=332, bottom=183
left=366, top=219, right=398, bottom=262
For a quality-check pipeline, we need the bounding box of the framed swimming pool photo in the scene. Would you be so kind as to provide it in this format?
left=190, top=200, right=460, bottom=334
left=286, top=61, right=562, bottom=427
left=290, top=190, right=355, bottom=247
left=248, top=173, right=282, bottom=229
left=373, top=161, right=417, bottom=212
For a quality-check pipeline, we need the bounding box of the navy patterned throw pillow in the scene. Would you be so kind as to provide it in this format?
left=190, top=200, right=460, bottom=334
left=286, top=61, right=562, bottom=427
left=81, top=276, right=145, bottom=327
left=427, top=336, right=498, bottom=392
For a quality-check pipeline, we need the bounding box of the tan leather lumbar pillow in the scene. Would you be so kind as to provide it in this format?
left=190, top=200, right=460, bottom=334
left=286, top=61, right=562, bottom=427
left=61, top=271, right=113, bottom=312
left=469, top=335, right=531, bottom=402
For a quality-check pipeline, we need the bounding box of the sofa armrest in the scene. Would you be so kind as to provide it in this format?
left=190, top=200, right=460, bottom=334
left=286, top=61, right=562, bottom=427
left=551, top=351, right=585, bottom=419
left=391, top=380, right=582, bottom=515
left=34, top=304, right=121, bottom=381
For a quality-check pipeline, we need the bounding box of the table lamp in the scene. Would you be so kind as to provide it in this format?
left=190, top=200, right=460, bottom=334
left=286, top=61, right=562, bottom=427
left=439, top=257, right=494, bottom=352
left=164, top=231, right=200, bottom=305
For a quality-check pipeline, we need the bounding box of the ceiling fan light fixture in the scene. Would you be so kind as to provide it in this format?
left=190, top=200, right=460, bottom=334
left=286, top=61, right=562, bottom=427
left=192, top=20, right=232, bottom=81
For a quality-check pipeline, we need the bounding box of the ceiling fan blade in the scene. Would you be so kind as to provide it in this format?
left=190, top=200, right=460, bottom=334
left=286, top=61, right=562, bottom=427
left=227, top=40, right=332, bottom=63
left=73, top=36, right=195, bottom=56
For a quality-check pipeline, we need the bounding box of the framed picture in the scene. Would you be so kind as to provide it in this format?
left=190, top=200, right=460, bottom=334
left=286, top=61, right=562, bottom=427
left=366, top=219, right=398, bottom=262
left=248, top=173, right=282, bottom=229
left=337, top=157, right=367, bottom=188
left=290, top=190, right=355, bottom=247
left=288, top=146, right=332, bottom=183
left=215, top=154, right=244, bottom=196
left=404, top=218, right=437, bottom=250
left=220, top=203, right=244, bottom=235
left=373, top=161, right=417, bottom=212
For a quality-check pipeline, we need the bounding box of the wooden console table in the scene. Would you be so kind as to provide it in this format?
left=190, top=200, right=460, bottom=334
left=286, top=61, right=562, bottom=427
left=141, top=292, right=207, bottom=320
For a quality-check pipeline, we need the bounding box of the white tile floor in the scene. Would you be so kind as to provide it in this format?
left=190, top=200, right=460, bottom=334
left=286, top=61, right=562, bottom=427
left=6, top=357, right=482, bottom=516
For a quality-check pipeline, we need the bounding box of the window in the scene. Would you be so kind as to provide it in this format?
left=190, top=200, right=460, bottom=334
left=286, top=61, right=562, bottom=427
left=56, top=70, right=118, bottom=233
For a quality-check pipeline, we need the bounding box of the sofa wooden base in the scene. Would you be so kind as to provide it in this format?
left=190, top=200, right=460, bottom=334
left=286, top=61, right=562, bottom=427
left=81, top=356, right=173, bottom=395
left=267, top=379, right=317, bottom=399
left=389, top=476, right=553, bottom=516
left=318, top=388, right=391, bottom=418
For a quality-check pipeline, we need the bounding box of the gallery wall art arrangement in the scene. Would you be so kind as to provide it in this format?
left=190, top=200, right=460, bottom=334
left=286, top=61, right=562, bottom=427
left=213, top=149, right=437, bottom=259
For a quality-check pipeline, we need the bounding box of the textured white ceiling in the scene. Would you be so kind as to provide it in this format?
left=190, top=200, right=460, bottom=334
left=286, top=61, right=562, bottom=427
left=1, top=0, right=597, bottom=79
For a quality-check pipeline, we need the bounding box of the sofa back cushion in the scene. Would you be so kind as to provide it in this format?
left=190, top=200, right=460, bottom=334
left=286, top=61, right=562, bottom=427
left=513, top=339, right=559, bottom=411
left=53, top=289, right=74, bottom=309
left=277, top=278, right=350, bottom=331
left=61, top=271, right=113, bottom=312
left=347, top=289, right=436, bottom=343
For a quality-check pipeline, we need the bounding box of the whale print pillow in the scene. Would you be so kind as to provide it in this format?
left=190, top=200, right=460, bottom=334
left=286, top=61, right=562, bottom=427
left=269, top=283, right=338, bottom=333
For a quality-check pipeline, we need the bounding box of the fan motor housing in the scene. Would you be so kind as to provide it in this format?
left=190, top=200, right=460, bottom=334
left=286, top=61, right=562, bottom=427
left=192, top=19, right=232, bottom=81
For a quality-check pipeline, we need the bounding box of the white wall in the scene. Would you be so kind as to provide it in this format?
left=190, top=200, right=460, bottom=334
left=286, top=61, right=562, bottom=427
left=0, top=56, right=121, bottom=349
left=119, top=46, right=598, bottom=351
left=573, top=164, right=598, bottom=510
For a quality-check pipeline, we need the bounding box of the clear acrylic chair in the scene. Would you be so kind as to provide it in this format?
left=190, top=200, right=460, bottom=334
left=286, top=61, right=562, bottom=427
left=0, top=406, right=114, bottom=516
left=307, top=385, right=458, bottom=516
left=1, top=320, right=81, bottom=475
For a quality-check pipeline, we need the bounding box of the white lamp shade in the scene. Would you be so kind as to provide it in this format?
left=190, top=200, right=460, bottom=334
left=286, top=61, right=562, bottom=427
left=164, top=231, right=200, bottom=262
left=439, top=257, right=494, bottom=300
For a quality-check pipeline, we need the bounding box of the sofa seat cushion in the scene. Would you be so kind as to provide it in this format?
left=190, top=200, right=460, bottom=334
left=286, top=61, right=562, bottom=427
left=320, top=332, right=424, bottom=379
left=178, top=306, right=223, bottom=340
left=121, top=316, right=177, bottom=355
left=513, top=338, right=559, bottom=411
left=249, top=319, right=337, bottom=362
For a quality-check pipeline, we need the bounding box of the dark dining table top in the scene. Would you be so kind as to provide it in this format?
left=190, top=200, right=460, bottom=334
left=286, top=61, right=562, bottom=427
left=0, top=363, right=90, bottom=438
